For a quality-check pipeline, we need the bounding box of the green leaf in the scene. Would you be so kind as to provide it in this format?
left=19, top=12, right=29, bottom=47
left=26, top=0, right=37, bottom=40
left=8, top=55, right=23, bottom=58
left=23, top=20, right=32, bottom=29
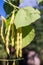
left=38, top=0, right=42, bottom=4
left=20, top=0, right=23, bottom=3
left=14, top=7, right=40, bottom=29
left=6, top=17, right=11, bottom=29
left=22, top=25, right=35, bottom=48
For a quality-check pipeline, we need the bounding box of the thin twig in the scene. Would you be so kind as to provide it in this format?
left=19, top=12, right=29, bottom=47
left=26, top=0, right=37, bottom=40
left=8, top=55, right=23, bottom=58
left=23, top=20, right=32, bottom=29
left=4, top=0, right=20, bottom=9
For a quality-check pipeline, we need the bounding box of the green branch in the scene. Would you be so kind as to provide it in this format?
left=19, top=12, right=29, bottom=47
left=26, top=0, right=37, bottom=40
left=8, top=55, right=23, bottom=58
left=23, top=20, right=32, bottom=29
left=4, top=0, right=20, bottom=9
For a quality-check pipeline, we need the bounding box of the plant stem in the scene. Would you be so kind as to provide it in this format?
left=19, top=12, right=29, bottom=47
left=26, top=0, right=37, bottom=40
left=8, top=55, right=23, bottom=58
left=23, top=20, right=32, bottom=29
left=5, top=0, right=20, bottom=9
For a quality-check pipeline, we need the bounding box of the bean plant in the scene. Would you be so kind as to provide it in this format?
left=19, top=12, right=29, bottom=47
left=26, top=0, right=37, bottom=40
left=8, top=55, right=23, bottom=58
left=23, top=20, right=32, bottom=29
left=0, top=0, right=41, bottom=65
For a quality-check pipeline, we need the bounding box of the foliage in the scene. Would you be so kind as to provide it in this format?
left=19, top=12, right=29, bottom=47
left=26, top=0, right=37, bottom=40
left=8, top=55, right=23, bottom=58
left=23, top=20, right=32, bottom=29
left=22, top=25, right=35, bottom=48
left=3, top=0, right=40, bottom=15
left=4, top=0, right=19, bottom=14
left=0, top=0, right=41, bottom=61
left=2, top=0, right=40, bottom=51
left=1, top=1, right=43, bottom=63
left=5, top=6, right=40, bottom=48
left=14, top=7, right=40, bottom=29
left=38, top=0, right=42, bottom=4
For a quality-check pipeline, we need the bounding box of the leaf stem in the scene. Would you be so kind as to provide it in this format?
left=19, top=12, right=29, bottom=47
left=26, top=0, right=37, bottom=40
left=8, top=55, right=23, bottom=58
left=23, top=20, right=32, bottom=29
left=4, top=0, right=20, bottom=9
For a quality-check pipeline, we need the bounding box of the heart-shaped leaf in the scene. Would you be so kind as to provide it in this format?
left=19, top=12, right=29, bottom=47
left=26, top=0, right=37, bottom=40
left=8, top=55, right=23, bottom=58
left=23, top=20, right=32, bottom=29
left=14, top=7, right=40, bottom=29
left=22, top=25, right=35, bottom=48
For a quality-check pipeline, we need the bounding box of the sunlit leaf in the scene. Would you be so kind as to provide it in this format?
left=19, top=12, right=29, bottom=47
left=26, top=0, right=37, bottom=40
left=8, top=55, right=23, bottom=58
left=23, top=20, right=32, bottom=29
left=22, top=25, right=35, bottom=48
left=14, top=7, right=40, bottom=29
left=6, top=17, right=11, bottom=28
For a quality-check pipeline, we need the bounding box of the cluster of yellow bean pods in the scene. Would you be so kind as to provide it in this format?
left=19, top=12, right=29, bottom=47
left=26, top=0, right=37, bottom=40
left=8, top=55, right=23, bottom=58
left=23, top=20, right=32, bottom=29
left=6, top=11, right=14, bottom=55
left=0, top=11, right=22, bottom=65
left=6, top=11, right=16, bottom=65
left=16, top=28, right=22, bottom=58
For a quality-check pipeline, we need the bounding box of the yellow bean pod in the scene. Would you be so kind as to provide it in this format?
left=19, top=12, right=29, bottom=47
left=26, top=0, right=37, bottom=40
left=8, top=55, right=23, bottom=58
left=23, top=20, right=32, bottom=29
left=19, top=28, right=22, bottom=58
left=6, top=24, right=11, bottom=54
left=1, top=16, right=6, bottom=43
left=7, top=62, right=9, bottom=65
left=1, top=21, right=5, bottom=43
left=11, top=11, right=15, bottom=47
left=16, top=28, right=22, bottom=58
left=13, top=61, right=15, bottom=65
left=16, top=29, right=20, bottom=58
